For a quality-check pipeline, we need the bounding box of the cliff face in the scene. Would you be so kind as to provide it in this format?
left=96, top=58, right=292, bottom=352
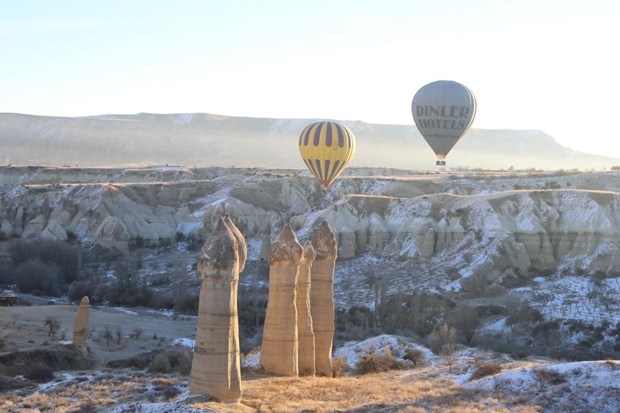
left=2, top=166, right=620, bottom=280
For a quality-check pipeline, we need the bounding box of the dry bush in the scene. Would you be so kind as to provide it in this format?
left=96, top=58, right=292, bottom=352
left=354, top=346, right=402, bottom=375
left=24, top=362, right=54, bottom=382
left=471, top=361, right=502, bottom=380
left=531, top=368, right=566, bottom=389
left=332, top=356, right=349, bottom=377
left=404, top=348, right=425, bottom=367
left=147, top=353, right=172, bottom=374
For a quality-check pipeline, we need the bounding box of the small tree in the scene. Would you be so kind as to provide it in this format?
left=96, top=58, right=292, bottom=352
left=44, top=315, right=60, bottom=340
left=132, top=326, right=143, bottom=340
left=428, top=322, right=457, bottom=353
left=403, top=348, right=424, bottom=367
left=115, top=326, right=123, bottom=344
left=102, top=326, right=114, bottom=347
left=441, top=345, right=456, bottom=374
left=11, top=310, right=21, bottom=327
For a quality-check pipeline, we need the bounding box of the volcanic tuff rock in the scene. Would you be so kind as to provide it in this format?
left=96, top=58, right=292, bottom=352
left=261, top=224, right=303, bottom=376
left=310, top=221, right=337, bottom=377
left=72, top=296, right=90, bottom=351
left=190, top=216, right=244, bottom=403
left=297, top=241, right=317, bottom=376
left=2, top=167, right=620, bottom=281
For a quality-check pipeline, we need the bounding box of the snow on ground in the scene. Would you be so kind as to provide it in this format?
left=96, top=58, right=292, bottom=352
left=333, top=334, right=436, bottom=370
left=172, top=338, right=195, bottom=349
left=464, top=360, right=620, bottom=413
left=513, top=276, right=620, bottom=325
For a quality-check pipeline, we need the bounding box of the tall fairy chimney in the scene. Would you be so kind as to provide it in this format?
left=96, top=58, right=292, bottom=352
left=297, top=240, right=317, bottom=376
left=311, top=220, right=337, bottom=377
left=72, top=296, right=90, bottom=351
left=260, top=224, right=302, bottom=376
left=190, top=216, right=245, bottom=403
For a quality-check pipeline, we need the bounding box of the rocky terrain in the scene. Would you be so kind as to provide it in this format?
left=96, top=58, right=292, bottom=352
left=2, top=165, right=620, bottom=411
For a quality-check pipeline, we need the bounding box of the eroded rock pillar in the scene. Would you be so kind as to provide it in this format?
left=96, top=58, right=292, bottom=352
left=297, top=241, right=316, bottom=376
left=72, top=296, right=89, bottom=350
left=311, top=220, right=337, bottom=377
left=190, top=216, right=245, bottom=403
left=260, top=224, right=302, bottom=376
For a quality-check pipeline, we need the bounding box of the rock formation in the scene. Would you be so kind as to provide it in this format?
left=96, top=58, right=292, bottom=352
left=260, top=224, right=302, bottom=376
left=297, top=241, right=317, bottom=376
left=311, top=220, right=337, bottom=377
left=190, top=216, right=244, bottom=403
left=72, top=296, right=89, bottom=350
left=223, top=214, right=247, bottom=273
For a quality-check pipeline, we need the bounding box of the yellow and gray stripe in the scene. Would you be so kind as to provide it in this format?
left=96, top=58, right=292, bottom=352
left=298, top=121, right=356, bottom=188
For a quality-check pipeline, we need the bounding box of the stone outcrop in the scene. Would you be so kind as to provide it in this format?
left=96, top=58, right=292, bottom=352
left=72, top=296, right=90, bottom=350
left=223, top=214, right=247, bottom=272
left=260, top=224, right=302, bottom=376
left=297, top=241, right=316, bottom=376
left=190, top=216, right=244, bottom=403
left=4, top=167, right=620, bottom=279
left=310, top=220, right=337, bottom=377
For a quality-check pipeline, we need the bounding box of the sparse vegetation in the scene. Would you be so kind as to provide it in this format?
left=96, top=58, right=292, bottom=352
left=471, top=361, right=502, bottom=380
left=44, top=315, right=60, bottom=340
left=354, top=346, right=402, bottom=374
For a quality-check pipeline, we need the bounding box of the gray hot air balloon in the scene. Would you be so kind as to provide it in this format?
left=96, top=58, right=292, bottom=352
left=411, top=80, right=477, bottom=165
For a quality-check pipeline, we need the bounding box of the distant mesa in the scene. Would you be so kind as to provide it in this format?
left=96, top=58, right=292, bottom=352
left=0, top=112, right=617, bottom=171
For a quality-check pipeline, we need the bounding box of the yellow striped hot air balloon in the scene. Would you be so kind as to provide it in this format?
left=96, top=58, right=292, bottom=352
left=298, top=121, right=356, bottom=189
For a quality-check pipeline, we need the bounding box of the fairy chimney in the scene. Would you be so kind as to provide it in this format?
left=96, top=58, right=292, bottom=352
left=190, top=216, right=245, bottom=403
left=260, top=224, right=302, bottom=376
left=311, top=220, right=337, bottom=377
left=223, top=214, right=246, bottom=273
left=72, top=296, right=90, bottom=350
left=297, top=241, right=317, bottom=376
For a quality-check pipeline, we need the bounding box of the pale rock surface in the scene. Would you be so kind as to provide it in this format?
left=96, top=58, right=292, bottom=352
left=0, top=219, right=12, bottom=238
left=223, top=214, right=247, bottom=273
left=41, top=220, right=68, bottom=241
left=311, top=220, right=337, bottom=376
left=297, top=241, right=316, bottom=376
left=72, top=296, right=90, bottom=350
left=260, top=224, right=302, bottom=376
left=190, top=217, right=244, bottom=403
left=22, top=213, right=47, bottom=238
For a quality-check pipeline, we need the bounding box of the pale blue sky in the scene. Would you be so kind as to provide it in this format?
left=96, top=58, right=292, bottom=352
left=2, top=0, right=619, bottom=158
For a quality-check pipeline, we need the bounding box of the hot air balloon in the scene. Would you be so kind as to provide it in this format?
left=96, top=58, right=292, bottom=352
left=411, top=80, right=477, bottom=165
left=298, top=121, right=356, bottom=189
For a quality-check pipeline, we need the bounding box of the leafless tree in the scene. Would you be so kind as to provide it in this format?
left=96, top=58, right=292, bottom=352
left=101, top=326, right=114, bottom=346
left=11, top=310, right=21, bottom=327
left=44, top=315, right=60, bottom=340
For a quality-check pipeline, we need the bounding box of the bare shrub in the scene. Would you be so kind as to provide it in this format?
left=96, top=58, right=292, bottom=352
left=11, top=310, right=21, bottom=326
left=354, top=346, right=401, bottom=375
left=427, top=322, right=457, bottom=353
left=441, top=345, right=456, bottom=374
left=148, top=353, right=172, bottom=374
left=132, top=326, right=143, bottom=340
left=332, top=356, right=349, bottom=377
left=101, top=326, right=113, bottom=346
left=167, top=349, right=192, bottom=375
left=531, top=368, right=566, bottom=389
left=403, top=348, right=424, bottom=367
left=24, top=363, right=54, bottom=382
left=44, top=315, right=60, bottom=340
left=471, top=361, right=502, bottom=380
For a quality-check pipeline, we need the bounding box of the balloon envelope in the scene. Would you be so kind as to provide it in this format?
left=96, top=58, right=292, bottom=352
left=411, top=80, right=477, bottom=162
left=298, top=121, right=356, bottom=188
